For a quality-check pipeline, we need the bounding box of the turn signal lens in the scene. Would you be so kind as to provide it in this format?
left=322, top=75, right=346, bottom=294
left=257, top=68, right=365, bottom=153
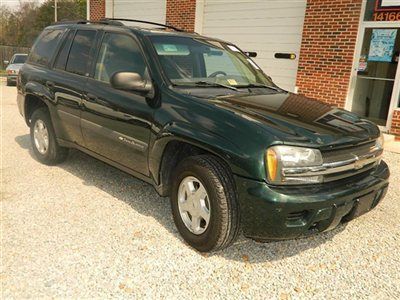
left=267, top=148, right=278, bottom=181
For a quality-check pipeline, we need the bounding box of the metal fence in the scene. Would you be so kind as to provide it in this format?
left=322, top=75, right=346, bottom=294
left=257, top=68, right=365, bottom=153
left=0, top=45, right=30, bottom=69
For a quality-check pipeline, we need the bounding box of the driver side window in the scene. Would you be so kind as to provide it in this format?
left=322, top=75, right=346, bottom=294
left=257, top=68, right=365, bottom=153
left=95, top=33, right=147, bottom=83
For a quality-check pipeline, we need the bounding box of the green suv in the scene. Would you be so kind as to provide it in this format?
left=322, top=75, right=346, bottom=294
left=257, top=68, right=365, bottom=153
left=17, top=19, right=390, bottom=252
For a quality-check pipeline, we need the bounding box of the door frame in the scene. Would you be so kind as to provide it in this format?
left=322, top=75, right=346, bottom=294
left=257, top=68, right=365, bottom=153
left=346, top=4, right=400, bottom=131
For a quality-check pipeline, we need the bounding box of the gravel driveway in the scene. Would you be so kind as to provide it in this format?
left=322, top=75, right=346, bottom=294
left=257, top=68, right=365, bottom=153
left=1, top=81, right=399, bottom=299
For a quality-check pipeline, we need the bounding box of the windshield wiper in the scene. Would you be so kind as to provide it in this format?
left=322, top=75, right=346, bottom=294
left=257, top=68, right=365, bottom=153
left=237, top=83, right=283, bottom=92
left=194, top=81, right=239, bottom=91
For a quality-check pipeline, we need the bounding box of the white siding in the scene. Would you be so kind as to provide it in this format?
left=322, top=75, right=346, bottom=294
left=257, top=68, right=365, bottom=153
left=105, top=0, right=166, bottom=25
left=198, top=0, right=307, bottom=91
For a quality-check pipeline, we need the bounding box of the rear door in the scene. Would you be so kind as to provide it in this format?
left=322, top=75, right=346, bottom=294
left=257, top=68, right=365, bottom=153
left=50, top=28, right=98, bottom=145
left=81, top=31, right=154, bottom=175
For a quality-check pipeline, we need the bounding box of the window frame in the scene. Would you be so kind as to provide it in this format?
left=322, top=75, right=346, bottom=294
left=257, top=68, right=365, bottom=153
left=90, top=29, right=154, bottom=86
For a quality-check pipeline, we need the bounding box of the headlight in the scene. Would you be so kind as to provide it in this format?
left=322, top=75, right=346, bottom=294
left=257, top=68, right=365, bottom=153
left=266, top=145, right=323, bottom=185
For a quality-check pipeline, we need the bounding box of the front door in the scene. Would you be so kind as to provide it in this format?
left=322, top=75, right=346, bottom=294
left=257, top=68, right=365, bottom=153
left=81, top=31, right=153, bottom=176
left=351, top=27, right=400, bottom=127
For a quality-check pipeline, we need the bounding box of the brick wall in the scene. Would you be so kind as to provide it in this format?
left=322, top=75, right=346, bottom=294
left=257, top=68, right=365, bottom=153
left=390, top=110, right=400, bottom=138
left=166, top=0, right=196, bottom=32
left=296, top=0, right=363, bottom=107
left=89, top=0, right=105, bottom=21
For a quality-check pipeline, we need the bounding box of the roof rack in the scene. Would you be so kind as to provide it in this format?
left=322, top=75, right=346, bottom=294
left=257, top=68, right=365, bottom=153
left=54, top=19, right=124, bottom=26
left=100, top=18, right=184, bottom=32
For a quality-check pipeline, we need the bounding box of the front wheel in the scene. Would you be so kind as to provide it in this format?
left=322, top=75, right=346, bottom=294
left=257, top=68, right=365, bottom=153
left=171, top=155, right=240, bottom=252
left=30, top=107, right=68, bottom=165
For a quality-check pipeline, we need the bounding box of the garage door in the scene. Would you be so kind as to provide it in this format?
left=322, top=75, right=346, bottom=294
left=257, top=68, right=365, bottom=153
left=105, top=0, right=166, bottom=25
left=197, top=0, right=307, bottom=91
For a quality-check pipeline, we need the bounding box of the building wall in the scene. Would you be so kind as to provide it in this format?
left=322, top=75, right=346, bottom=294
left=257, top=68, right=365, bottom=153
left=89, top=0, right=105, bottom=21
left=296, top=0, right=363, bottom=107
left=166, top=0, right=196, bottom=32
left=391, top=109, right=400, bottom=138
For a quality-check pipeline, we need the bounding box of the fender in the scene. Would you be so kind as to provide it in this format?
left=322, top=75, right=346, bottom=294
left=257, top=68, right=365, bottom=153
left=148, top=121, right=266, bottom=185
left=22, top=80, right=68, bottom=141
left=22, top=81, right=53, bottom=125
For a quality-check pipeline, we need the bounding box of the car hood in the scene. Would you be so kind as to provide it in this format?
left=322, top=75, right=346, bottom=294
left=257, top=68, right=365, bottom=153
left=6, top=63, right=24, bottom=71
left=211, top=92, right=380, bottom=149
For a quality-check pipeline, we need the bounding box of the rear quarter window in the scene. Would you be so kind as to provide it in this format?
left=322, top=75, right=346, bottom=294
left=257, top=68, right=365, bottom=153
left=54, top=30, right=75, bottom=70
left=28, top=29, right=65, bottom=66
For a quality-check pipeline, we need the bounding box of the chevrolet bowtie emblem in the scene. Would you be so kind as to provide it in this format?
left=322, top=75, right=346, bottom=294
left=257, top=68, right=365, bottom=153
left=353, top=155, right=364, bottom=170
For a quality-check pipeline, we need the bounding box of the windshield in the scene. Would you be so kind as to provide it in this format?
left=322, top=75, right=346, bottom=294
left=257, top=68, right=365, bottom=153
left=11, top=55, right=27, bottom=64
left=149, top=36, right=275, bottom=88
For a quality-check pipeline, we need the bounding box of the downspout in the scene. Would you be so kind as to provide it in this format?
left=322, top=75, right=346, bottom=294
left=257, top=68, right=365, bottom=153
left=87, top=0, right=90, bottom=20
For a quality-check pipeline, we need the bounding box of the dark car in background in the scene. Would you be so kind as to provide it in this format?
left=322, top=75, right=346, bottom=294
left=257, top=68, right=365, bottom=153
left=4, top=53, right=28, bottom=86
left=16, top=19, right=389, bottom=252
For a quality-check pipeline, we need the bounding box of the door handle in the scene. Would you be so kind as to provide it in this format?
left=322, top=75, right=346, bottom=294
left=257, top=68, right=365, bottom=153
left=46, top=81, right=55, bottom=88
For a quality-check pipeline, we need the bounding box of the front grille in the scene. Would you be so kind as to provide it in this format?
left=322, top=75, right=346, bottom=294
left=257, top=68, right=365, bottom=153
left=320, top=140, right=381, bottom=182
left=322, top=141, right=376, bottom=163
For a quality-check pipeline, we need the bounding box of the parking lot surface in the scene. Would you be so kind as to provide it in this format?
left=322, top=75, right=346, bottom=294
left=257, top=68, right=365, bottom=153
left=1, top=81, right=400, bottom=299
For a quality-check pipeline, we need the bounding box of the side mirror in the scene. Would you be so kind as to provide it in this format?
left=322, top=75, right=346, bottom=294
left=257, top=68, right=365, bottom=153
left=244, top=52, right=257, bottom=58
left=3, top=60, right=9, bottom=65
left=110, top=72, right=153, bottom=95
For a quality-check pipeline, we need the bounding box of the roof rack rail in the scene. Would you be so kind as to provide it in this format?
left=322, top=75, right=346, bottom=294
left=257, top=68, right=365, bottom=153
left=100, top=18, right=184, bottom=32
left=54, top=19, right=124, bottom=26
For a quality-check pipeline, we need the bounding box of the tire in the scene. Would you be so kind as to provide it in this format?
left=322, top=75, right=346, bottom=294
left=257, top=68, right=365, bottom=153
left=171, top=155, right=240, bottom=252
left=6, top=79, right=11, bottom=86
left=30, top=107, right=68, bottom=165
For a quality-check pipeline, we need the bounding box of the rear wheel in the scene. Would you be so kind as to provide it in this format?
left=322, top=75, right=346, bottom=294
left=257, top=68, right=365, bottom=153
left=30, top=107, right=68, bottom=165
left=6, top=79, right=12, bottom=86
left=171, top=155, right=240, bottom=252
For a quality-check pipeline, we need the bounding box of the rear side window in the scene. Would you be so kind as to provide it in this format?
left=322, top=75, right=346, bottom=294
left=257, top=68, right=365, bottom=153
left=28, top=29, right=64, bottom=66
left=66, top=30, right=97, bottom=76
left=54, top=30, right=75, bottom=70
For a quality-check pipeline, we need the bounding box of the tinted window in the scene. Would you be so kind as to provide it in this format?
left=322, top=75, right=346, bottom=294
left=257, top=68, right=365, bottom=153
left=95, top=33, right=147, bottom=83
left=28, top=29, right=64, bottom=66
left=66, top=30, right=96, bottom=76
left=12, top=55, right=27, bottom=64
left=54, top=30, right=74, bottom=70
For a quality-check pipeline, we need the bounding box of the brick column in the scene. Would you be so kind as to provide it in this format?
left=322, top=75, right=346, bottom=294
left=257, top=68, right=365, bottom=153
left=296, top=0, right=363, bottom=107
left=166, top=0, right=196, bottom=32
left=89, top=0, right=106, bottom=21
left=390, top=109, right=400, bottom=138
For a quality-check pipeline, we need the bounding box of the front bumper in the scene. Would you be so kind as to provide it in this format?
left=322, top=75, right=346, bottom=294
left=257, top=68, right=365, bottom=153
left=235, top=161, right=390, bottom=240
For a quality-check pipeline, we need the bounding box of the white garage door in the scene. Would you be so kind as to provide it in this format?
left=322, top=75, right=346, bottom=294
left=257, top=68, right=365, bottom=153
left=196, top=0, right=307, bottom=91
left=105, top=0, right=166, bottom=25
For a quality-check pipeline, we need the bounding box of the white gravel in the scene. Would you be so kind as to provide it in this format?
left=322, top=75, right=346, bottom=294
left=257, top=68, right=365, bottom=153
left=1, top=82, right=400, bottom=299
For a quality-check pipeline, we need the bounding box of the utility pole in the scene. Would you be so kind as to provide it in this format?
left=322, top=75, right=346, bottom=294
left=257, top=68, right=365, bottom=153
left=54, top=0, right=58, bottom=22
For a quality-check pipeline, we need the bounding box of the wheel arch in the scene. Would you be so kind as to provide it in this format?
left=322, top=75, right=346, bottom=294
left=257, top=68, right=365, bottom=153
left=24, top=93, right=49, bottom=126
left=23, top=81, right=52, bottom=126
left=150, top=122, right=248, bottom=197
